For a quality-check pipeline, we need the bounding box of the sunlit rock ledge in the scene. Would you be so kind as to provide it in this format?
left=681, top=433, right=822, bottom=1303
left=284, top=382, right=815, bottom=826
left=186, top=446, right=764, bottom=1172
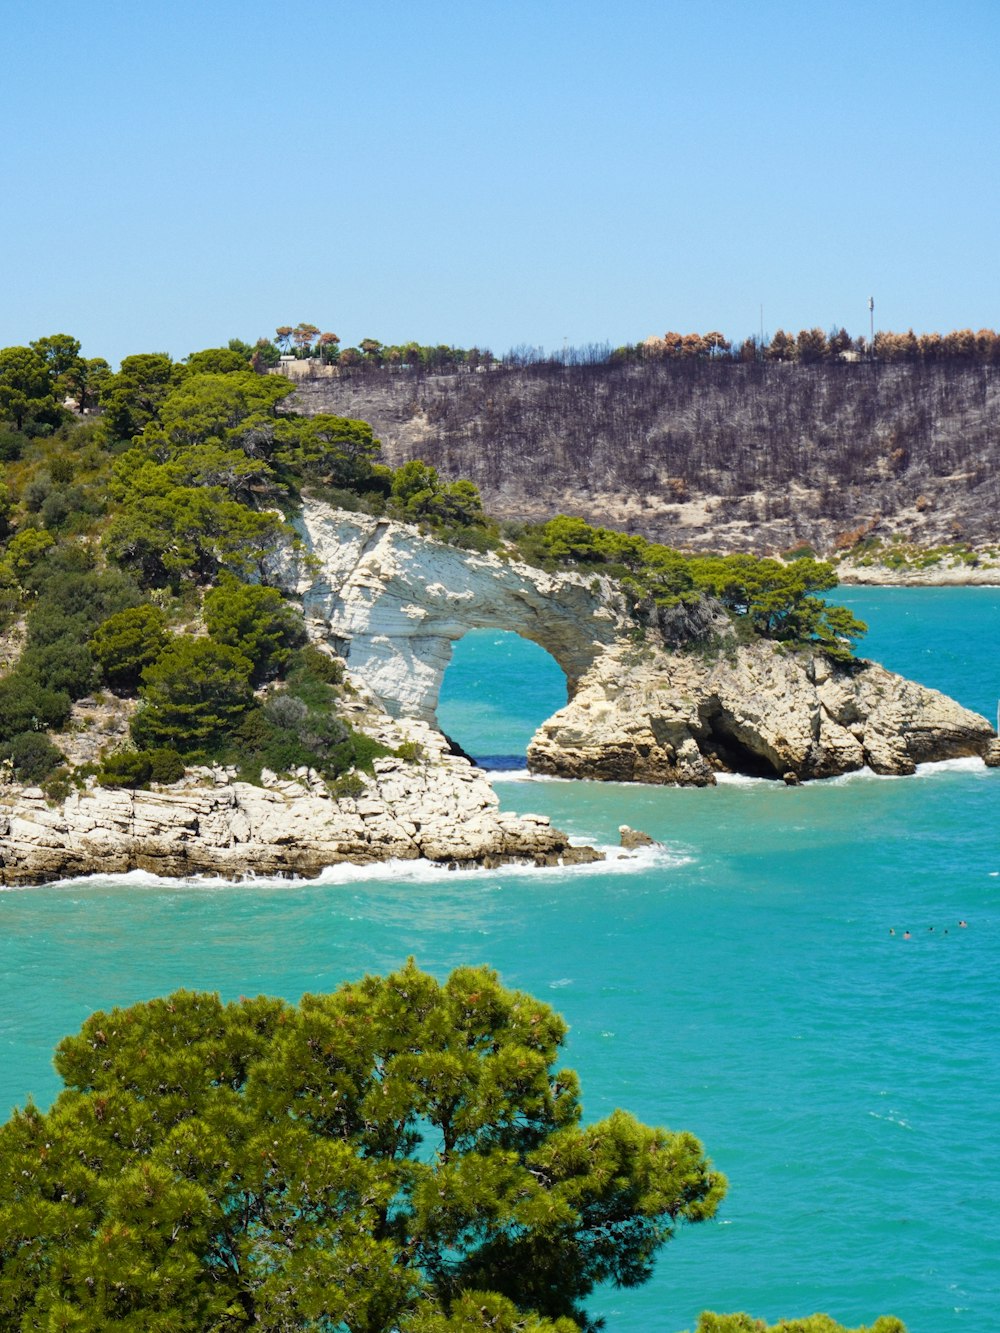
left=296, top=502, right=996, bottom=786
left=0, top=714, right=600, bottom=888
left=836, top=557, right=1000, bottom=586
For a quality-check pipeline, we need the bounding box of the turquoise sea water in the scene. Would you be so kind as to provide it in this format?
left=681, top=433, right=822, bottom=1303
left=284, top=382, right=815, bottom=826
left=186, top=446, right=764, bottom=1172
left=2, top=589, right=998, bottom=1332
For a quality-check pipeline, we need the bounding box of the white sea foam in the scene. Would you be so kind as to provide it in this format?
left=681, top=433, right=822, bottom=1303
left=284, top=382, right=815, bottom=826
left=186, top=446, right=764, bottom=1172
left=576, top=841, right=692, bottom=874
left=824, top=755, right=989, bottom=786
left=484, top=768, right=566, bottom=783
left=915, top=755, right=990, bottom=775
left=716, top=755, right=991, bottom=788
left=21, top=837, right=689, bottom=895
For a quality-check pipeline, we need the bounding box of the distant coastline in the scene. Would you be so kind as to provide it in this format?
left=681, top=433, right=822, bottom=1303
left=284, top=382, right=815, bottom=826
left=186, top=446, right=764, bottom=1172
left=836, top=560, right=1000, bottom=587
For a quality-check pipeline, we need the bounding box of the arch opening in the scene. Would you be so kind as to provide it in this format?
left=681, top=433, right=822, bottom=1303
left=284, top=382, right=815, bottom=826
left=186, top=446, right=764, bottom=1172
left=436, top=630, right=568, bottom=772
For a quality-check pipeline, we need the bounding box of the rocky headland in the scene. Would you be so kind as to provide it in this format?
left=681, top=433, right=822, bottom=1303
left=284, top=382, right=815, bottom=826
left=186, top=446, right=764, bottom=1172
left=526, top=637, right=994, bottom=784
left=294, top=504, right=996, bottom=784
left=2, top=502, right=995, bottom=886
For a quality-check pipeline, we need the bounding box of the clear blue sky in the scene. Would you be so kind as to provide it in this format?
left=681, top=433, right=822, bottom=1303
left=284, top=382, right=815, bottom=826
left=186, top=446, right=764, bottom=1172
left=3, top=1, right=999, bottom=366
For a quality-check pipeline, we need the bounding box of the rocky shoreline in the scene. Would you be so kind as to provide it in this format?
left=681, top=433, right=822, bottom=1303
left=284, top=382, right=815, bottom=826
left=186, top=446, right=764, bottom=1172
left=4, top=503, right=997, bottom=887
left=527, top=639, right=997, bottom=785
left=0, top=720, right=602, bottom=888
left=291, top=505, right=998, bottom=787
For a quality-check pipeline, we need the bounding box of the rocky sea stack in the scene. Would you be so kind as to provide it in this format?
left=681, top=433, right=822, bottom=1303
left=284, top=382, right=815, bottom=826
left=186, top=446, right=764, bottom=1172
left=526, top=638, right=993, bottom=784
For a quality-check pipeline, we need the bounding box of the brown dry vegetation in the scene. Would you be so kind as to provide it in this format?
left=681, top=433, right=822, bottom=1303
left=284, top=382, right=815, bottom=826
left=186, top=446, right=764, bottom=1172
left=286, top=359, right=1000, bottom=555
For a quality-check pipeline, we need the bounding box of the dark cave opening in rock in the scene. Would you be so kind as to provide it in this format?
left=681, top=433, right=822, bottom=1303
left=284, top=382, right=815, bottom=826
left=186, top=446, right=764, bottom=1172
left=701, top=709, right=783, bottom=779
left=436, top=629, right=567, bottom=772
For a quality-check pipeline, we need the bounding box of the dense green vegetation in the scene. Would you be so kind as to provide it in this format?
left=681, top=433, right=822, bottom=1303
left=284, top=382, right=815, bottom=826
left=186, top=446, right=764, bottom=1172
left=257, top=323, right=497, bottom=372
left=514, top=515, right=867, bottom=659
left=0, top=333, right=503, bottom=789
left=690, top=1316, right=904, bottom=1333
left=0, top=963, right=725, bottom=1331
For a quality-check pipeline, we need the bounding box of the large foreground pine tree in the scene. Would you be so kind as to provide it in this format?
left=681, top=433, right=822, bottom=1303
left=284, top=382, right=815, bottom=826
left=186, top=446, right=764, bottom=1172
left=0, top=961, right=725, bottom=1331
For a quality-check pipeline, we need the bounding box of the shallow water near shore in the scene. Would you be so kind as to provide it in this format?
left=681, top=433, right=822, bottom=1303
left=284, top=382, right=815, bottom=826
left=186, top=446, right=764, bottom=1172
left=2, top=589, right=999, bottom=1332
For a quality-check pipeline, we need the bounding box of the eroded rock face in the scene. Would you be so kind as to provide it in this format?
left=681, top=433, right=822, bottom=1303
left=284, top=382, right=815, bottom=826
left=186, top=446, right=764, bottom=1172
left=0, top=718, right=601, bottom=887
left=526, top=639, right=994, bottom=784
left=297, top=502, right=626, bottom=723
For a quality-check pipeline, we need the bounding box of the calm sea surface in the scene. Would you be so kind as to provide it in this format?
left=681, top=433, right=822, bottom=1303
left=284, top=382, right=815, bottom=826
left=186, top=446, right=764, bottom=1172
left=2, top=588, right=998, bottom=1332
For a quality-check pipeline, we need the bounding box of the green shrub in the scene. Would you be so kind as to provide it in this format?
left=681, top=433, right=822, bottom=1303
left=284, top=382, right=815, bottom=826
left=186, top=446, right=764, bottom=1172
left=0, top=528, right=56, bottom=581
left=219, top=680, right=390, bottom=786
left=17, top=637, right=96, bottom=700
left=95, top=747, right=185, bottom=789
left=204, top=576, right=305, bottom=684
left=89, top=603, right=168, bottom=694
left=287, top=643, right=344, bottom=685
left=693, top=1314, right=905, bottom=1333
left=25, top=559, right=142, bottom=621
left=310, top=648, right=345, bottom=684
left=447, top=522, right=501, bottom=553
left=22, top=474, right=52, bottom=513
left=349, top=731, right=393, bottom=773
left=40, top=490, right=71, bottom=530
left=304, top=483, right=362, bottom=513
left=147, top=747, right=185, bottom=784
left=329, top=772, right=366, bottom=799
left=184, top=347, right=247, bottom=375
left=0, top=430, right=25, bottom=462
left=97, top=751, right=153, bottom=789
left=42, top=771, right=72, bottom=803
left=390, top=460, right=490, bottom=536
left=48, top=455, right=74, bottom=485
left=131, top=637, right=254, bottom=754
left=0, top=675, right=72, bottom=741
left=228, top=706, right=315, bottom=782
left=5, top=731, right=64, bottom=783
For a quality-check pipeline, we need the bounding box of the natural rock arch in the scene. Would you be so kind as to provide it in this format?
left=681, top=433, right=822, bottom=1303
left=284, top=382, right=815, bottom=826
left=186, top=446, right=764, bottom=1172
left=296, top=500, right=994, bottom=784
left=297, top=500, right=627, bottom=726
